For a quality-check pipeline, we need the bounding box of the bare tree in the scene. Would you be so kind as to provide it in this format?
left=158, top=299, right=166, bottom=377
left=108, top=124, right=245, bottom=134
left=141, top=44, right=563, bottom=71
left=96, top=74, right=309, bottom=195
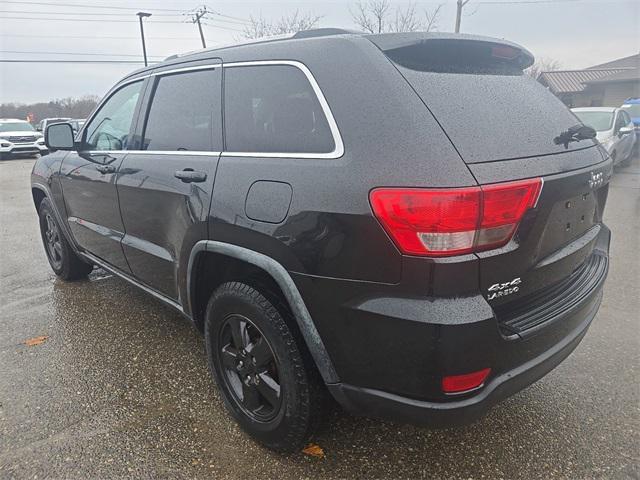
left=351, top=0, right=391, bottom=33
left=424, top=4, right=443, bottom=32
left=393, top=3, right=420, bottom=33
left=0, top=95, right=100, bottom=123
left=351, top=0, right=443, bottom=34
left=526, top=57, right=563, bottom=80
left=242, top=10, right=322, bottom=39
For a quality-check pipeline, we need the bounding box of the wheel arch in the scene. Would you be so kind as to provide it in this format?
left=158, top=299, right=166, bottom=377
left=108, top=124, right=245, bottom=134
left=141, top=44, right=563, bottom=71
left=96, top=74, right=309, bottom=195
left=32, top=185, right=47, bottom=210
left=187, top=240, right=339, bottom=384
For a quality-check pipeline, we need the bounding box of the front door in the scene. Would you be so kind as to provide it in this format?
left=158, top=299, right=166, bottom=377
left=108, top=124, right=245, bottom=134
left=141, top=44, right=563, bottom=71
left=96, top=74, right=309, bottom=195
left=59, top=80, right=145, bottom=272
left=117, top=64, right=222, bottom=302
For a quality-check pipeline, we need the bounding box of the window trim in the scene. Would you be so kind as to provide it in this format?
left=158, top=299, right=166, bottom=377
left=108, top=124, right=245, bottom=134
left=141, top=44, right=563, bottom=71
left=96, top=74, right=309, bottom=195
left=89, top=60, right=344, bottom=159
left=221, top=60, right=344, bottom=159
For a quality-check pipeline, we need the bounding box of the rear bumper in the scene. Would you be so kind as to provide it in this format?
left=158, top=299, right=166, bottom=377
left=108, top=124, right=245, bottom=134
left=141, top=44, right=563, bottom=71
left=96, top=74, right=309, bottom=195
left=298, top=225, right=610, bottom=427
left=328, top=287, right=602, bottom=427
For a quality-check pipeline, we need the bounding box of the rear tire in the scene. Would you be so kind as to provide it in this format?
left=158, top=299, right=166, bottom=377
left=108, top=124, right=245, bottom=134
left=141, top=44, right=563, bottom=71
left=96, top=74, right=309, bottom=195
left=204, top=282, right=324, bottom=452
left=38, top=198, right=93, bottom=280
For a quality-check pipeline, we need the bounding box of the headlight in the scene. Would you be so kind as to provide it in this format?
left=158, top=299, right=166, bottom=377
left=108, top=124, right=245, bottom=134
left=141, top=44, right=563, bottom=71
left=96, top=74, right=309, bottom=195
left=37, top=138, right=46, bottom=144
left=601, top=137, right=615, bottom=149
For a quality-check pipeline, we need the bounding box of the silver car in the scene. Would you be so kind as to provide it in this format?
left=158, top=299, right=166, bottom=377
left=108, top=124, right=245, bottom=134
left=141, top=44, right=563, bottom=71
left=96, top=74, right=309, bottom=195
left=572, top=107, right=636, bottom=166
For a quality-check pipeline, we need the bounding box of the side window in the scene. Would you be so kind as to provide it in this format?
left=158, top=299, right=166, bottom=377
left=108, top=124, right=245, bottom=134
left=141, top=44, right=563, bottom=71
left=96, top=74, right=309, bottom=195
left=142, top=68, right=221, bottom=151
left=622, top=111, right=631, bottom=125
left=84, top=81, right=143, bottom=151
left=224, top=65, right=335, bottom=154
left=614, top=111, right=626, bottom=132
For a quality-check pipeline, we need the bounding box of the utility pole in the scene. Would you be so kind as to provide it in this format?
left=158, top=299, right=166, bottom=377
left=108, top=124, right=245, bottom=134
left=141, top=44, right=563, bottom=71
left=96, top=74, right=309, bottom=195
left=136, top=12, right=152, bottom=66
left=190, top=7, right=208, bottom=48
left=455, top=0, right=471, bottom=33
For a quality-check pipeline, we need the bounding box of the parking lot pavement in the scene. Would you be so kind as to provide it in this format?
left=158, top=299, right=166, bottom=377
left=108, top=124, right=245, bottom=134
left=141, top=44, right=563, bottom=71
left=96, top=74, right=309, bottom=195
left=0, top=156, right=638, bottom=480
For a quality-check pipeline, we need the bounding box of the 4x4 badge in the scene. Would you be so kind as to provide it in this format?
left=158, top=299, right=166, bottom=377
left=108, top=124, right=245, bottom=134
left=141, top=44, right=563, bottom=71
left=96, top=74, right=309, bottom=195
left=487, top=277, right=521, bottom=300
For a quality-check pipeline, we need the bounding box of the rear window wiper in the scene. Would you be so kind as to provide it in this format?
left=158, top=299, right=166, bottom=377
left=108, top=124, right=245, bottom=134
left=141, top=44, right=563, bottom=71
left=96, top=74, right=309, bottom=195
left=553, top=124, right=596, bottom=149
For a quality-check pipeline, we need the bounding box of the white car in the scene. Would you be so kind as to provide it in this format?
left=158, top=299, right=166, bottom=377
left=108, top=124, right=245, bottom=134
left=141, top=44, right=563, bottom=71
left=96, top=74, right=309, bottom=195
left=0, top=118, right=48, bottom=160
left=572, top=107, right=636, bottom=166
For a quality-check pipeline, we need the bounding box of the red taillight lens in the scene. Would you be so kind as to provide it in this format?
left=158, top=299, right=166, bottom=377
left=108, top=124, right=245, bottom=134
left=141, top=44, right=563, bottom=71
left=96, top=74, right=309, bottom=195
left=369, top=178, right=541, bottom=257
left=442, top=368, right=491, bottom=394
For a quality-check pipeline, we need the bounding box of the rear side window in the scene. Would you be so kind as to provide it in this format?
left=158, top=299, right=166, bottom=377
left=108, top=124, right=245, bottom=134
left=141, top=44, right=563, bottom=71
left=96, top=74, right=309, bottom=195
left=224, top=65, right=335, bottom=154
left=142, top=68, right=222, bottom=151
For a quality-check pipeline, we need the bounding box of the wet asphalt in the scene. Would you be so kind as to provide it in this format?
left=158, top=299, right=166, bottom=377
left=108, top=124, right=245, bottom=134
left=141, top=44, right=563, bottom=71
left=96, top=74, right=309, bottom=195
left=0, top=156, right=638, bottom=480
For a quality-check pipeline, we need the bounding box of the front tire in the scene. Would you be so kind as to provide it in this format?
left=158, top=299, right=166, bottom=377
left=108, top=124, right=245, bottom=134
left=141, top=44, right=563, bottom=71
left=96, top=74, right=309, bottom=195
left=204, top=282, right=323, bottom=452
left=38, top=198, right=93, bottom=280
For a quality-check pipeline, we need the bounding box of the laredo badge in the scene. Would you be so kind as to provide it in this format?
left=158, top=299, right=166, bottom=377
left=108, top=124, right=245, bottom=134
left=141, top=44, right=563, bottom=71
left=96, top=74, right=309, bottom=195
left=487, top=277, right=522, bottom=301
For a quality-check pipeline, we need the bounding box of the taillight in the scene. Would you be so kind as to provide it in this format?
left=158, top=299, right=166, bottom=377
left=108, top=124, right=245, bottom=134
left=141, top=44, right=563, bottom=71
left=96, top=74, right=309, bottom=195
left=442, top=368, right=492, bottom=394
left=369, top=178, right=542, bottom=257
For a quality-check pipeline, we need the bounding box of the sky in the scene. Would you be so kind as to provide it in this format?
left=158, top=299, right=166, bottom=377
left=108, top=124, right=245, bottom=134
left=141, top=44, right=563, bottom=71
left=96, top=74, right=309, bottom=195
left=0, top=0, right=638, bottom=104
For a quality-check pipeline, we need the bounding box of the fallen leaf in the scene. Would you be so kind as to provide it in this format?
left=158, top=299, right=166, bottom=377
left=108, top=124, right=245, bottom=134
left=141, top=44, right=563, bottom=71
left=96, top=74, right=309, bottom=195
left=23, top=335, right=48, bottom=347
left=302, top=443, right=325, bottom=458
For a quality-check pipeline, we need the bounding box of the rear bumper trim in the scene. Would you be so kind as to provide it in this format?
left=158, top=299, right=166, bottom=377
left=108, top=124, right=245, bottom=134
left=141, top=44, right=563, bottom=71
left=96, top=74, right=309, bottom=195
left=328, top=289, right=602, bottom=427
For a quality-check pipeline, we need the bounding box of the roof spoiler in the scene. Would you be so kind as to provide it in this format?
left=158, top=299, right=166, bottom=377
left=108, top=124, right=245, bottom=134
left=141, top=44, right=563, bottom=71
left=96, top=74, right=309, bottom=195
left=367, top=33, right=535, bottom=71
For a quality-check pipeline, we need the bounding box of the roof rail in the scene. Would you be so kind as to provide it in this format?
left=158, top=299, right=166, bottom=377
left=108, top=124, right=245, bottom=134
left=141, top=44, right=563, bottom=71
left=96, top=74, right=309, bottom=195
left=292, top=28, right=360, bottom=39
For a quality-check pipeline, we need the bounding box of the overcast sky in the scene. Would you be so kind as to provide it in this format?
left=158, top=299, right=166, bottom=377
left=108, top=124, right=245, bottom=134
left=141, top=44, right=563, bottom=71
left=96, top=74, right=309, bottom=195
left=0, top=0, right=638, bottom=104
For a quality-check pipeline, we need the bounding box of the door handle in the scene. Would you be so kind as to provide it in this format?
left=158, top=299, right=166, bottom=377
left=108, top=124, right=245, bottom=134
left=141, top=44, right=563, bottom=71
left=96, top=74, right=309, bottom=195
left=174, top=168, right=207, bottom=183
left=96, top=164, right=116, bottom=174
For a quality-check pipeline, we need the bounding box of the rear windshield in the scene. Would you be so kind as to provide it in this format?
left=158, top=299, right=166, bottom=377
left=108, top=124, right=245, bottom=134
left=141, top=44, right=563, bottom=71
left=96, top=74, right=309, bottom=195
left=394, top=65, right=595, bottom=163
left=572, top=111, right=614, bottom=132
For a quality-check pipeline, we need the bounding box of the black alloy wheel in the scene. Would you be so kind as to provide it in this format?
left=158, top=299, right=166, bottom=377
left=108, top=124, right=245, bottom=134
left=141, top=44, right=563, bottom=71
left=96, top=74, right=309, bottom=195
left=43, top=212, right=64, bottom=270
left=38, top=198, right=93, bottom=280
left=205, top=282, right=324, bottom=452
left=217, top=313, right=282, bottom=421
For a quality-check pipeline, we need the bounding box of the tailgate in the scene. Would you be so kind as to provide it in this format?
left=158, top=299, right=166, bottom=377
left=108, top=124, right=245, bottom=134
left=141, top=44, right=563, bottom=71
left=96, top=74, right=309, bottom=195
left=468, top=146, right=612, bottom=323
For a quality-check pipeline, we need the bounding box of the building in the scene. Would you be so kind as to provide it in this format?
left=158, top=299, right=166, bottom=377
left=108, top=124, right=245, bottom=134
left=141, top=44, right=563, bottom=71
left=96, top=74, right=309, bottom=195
left=537, top=53, right=639, bottom=108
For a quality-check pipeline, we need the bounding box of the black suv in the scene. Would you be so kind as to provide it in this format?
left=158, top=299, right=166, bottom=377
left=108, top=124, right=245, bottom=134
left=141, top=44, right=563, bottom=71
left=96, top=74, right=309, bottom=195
left=32, top=31, right=611, bottom=452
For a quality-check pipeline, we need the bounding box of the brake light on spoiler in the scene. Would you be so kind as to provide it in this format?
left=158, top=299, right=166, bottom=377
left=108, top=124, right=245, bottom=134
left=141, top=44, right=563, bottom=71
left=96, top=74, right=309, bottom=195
left=370, top=178, right=542, bottom=257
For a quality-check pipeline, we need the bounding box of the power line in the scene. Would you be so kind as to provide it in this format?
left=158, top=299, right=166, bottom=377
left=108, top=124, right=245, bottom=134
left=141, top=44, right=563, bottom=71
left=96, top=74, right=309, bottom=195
left=1, top=15, right=246, bottom=31
left=0, top=0, right=185, bottom=12
left=1, top=50, right=165, bottom=58
left=0, top=59, right=156, bottom=64
left=0, top=15, right=184, bottom=23
left=0, top=9, right=183, bottom=17
left=0, top=33, right=202, bottom=40
left=211, top=11, right=252, bottom=24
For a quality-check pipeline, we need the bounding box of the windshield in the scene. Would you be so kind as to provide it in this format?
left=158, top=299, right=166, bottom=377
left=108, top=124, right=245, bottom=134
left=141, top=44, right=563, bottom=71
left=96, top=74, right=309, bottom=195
left=0, top=121, right=35, bottom=133
left=573, top=111, right=614, bottom=132
left=621, top=104, right=640, bottom=117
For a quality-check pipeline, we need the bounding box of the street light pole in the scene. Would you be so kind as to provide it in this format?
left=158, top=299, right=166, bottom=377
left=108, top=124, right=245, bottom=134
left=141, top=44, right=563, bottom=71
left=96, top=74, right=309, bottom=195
left=136, top=12, right=152, bottom=66
left=454, top=0, right=471, bottom=33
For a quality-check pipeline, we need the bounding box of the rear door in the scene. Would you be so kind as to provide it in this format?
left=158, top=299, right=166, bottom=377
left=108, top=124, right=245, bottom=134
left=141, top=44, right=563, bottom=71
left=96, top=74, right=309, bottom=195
left=116, top=62, right=222, bottom=302
left=59, top=80, right=145, bottom=272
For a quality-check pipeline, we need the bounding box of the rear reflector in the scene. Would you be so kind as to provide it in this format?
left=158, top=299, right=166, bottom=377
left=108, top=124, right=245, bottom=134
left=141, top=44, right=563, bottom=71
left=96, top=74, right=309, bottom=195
left=442, top=368, right=491, bottom=394
left=369, top=178, right=541, bottom=257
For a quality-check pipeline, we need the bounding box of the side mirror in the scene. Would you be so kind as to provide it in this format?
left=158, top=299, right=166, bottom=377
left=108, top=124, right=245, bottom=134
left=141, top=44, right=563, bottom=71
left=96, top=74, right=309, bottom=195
left=619, top=126, right=633, bottom=136
left=45, top=123, right=75, bottom=150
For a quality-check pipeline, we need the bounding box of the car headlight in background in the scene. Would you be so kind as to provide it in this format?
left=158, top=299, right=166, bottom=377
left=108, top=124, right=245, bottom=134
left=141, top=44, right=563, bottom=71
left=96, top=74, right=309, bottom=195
left=601, top=137, right=615, bottom=151
left=37, top=138, right=46, bottom=144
